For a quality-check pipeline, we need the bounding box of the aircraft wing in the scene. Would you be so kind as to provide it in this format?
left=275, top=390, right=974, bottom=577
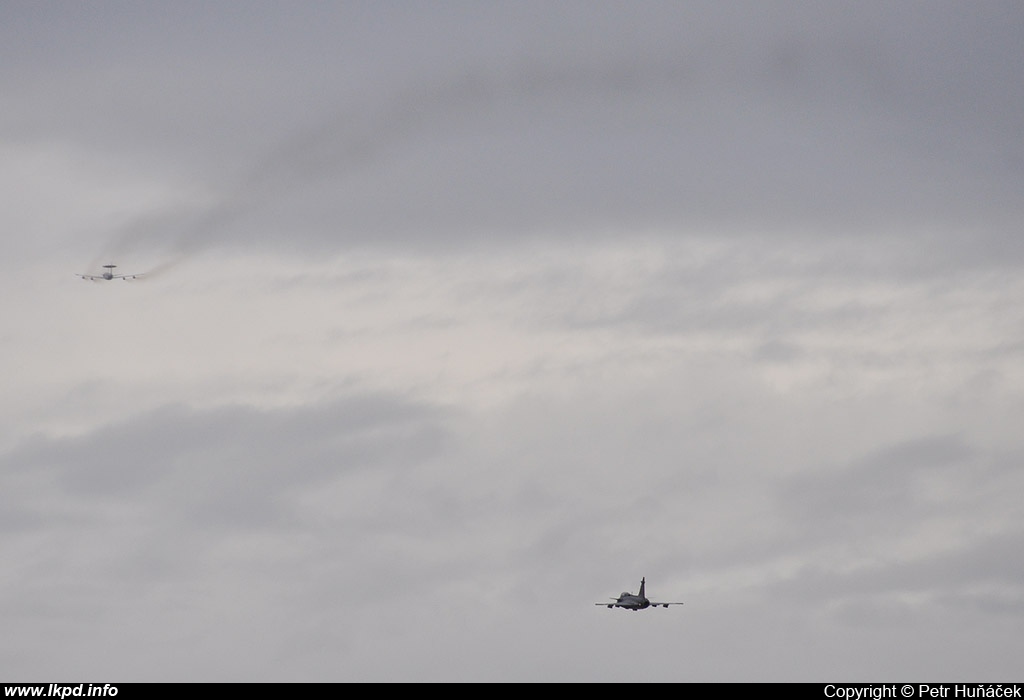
left=649, top=602, right=684, bottom=607
left=77, top=273, right=141, bottom=280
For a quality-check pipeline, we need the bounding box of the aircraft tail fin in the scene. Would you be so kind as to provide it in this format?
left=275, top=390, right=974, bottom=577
left=639, top=577, right=646, bottom=598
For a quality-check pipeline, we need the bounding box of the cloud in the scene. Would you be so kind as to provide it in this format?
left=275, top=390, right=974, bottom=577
left=5, top=2, right=1018, bottom=271
left=4, top=2, right=1024, bottom=681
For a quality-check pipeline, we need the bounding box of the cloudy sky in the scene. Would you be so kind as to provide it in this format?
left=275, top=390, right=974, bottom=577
left=2, top=1, right=1023, bottom=682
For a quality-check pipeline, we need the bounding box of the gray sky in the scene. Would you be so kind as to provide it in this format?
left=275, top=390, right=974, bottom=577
left=2, top=1, right=1023, bottom=682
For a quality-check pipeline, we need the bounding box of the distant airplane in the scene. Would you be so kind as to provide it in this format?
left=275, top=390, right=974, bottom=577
left=77, top=264, right=141, bottom=281
left=595, top=577, right=683, bottom=610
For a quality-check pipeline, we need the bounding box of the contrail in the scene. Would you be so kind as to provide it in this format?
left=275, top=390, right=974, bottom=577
left=87, top=55, right=703, bottom=276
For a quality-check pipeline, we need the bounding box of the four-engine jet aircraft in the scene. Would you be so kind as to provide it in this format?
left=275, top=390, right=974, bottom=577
left=595, top=577, right=684, bottom=610
left=78, top=264, right=141, bottom=281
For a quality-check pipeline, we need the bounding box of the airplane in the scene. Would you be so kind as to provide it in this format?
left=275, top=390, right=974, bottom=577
left=77, top=264, right=141, bottom=281
left=595, top=577, right=684, bottom=610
